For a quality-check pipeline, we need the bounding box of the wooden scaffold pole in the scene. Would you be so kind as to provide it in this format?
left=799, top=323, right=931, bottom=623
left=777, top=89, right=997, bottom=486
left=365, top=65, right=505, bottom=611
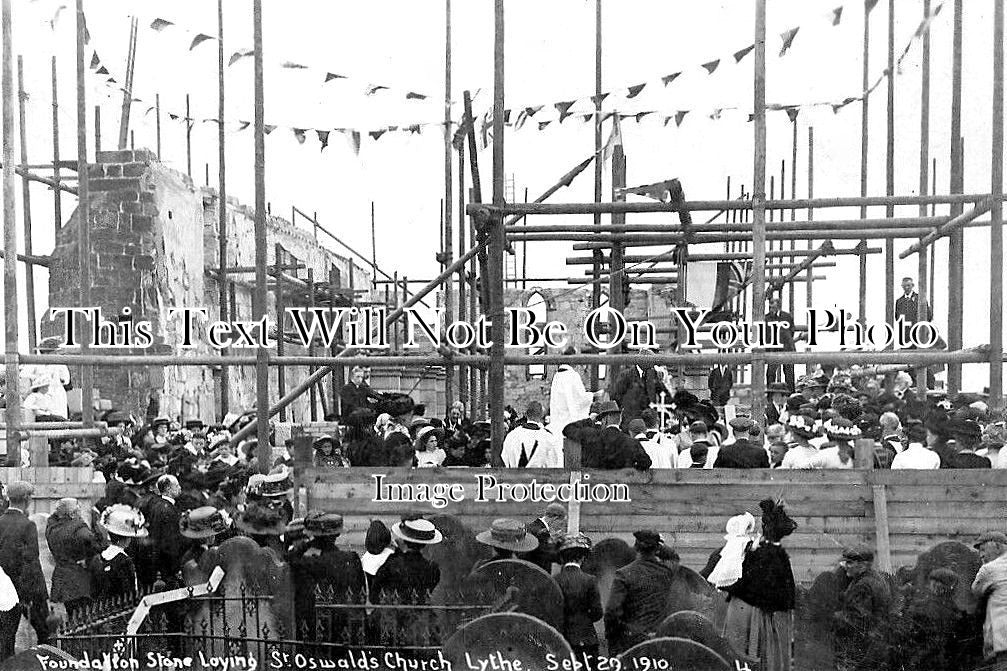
left=217, top=0, right=229, bottom=418
left=488, top=0, right=506, bottom=463
left=948, top=0, right=965, bottom=393
left=990, top=0, right=1004, bottom=409
left=860, top=0, right=873, bottom=326
left=917, top=0, right=933, bottom=397
left=76, top=0, right=93, bottom=431
left=885, top=0, right=896, bottom=325
left=2, top=0, right=20, bottom=462
left=17, top=56, right=36, bottom=352
left=252, top=0, right=270, bottom=471
left=443, top=0, right=454, bottom=412
left=751, top=0, right=768, bottom=423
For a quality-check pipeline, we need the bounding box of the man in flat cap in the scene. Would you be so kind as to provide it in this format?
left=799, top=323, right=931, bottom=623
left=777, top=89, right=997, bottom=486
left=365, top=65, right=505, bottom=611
left=972, top=531, right=1007, bottom=663
left=605, top=530, right=677, bottom=655
left=0, top=481, right=50, bottom=657
left=714, top=417, right=769, bottom=468
left=833, top=545, right=893, bottom=671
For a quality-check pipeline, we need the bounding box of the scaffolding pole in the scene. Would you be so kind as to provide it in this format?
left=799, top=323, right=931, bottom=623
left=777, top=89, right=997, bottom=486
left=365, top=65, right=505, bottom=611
left=751, top=0, right=768, bottom=421
left=252, top=0, right=269, bottom=471
left=991, top=0, right=1004, bottom=409
left=76, top=0, right=93, bottom=431
left=17, top=56, right=36, bottom=352
left=2, top=0, right=19, bottom=461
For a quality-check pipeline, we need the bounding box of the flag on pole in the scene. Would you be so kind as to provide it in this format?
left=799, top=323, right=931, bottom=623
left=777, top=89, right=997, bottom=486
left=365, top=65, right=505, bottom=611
left=602, top=114, right=622, bottom=164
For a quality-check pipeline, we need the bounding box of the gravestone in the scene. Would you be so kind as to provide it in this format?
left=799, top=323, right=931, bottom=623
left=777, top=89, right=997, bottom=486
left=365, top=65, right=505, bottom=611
left=619, top=637, right=731, bottom=671
left=908, top=541, right=981, bottom=613
left=467, top=559, right=564, bottom=630
left=655, top=610, right=742, bottom=667
left=582, top=537, right=635, bottom=606
left=442, top=612, right=573, bottom=671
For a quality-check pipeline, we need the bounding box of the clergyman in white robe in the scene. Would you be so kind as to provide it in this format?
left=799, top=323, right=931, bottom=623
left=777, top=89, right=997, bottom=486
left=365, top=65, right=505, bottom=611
left=548, top=364, right=593, bottom=435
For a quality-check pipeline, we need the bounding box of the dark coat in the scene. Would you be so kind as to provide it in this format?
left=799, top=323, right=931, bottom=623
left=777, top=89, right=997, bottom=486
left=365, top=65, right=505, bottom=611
left=946, top=452, right=991, bottom=469
left=88, top=549, right=137, bottom=602
left=288, top=541, right=365, bottom=640
left=708, top=366, right=734, bottom=407
left=588, top=427, right=652, bottom=471
left=835, top=569, right=892, bottom=644
left=347, top=435, right=390, bottom=467
left=765, top=310, right=796, bottom=350
left=722, top=542, right=795, bottom=612
left=609, top=366, right=668, bottom=426
left=520, top=518, right=558, bottom=572
left=714, top=439, right=770, bottom=469
left=605, top=556, right=678, bottom=655
left=45, top=515, right=102, bottom=603
left=555, top=564, right=603, bottom=647
left=0, top=509, right=47, bottom=604
left=370, top=549, right=441, bottom=604
left=895, top=292, right=932, bottom=325
left=143, top=496, right=188, bottom=580
left=340, top=383, right=375, bottom=420
left=766, top=402, right=784, bottom=427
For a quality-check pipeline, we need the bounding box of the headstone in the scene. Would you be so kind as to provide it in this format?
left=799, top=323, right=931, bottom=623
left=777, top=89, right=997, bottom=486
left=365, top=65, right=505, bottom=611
left=799, top=567, right=850, bottom=667
left=582, top=537, right=635, bottom=607
left=427, top=514, right=494, bottom=640
left=467, top=559, right=564, bottom=630
left=655, top=610, right=741, bottom=666
left=619, top=637, right=731, bottom=671
left=0, top=645, right=77, bottom=671
left=908, top=541, right=982, bottom=613
left=667, top=566, right=719, bottom=622
left=442, top=613, right=573, bottom=671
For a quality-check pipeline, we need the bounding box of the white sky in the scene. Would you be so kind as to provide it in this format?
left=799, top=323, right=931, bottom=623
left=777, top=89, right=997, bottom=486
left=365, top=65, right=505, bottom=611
left=7, top=0, right=1006, bottom=392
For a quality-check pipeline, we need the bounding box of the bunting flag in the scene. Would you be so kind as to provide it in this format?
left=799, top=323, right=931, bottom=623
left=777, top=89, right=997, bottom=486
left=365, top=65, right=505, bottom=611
left=785, top=107, right=800, bottom=122
left=89, top=52, right=99, bottom=68
left=365, top=85, right=389, bottom=96
left=228, top=50, right=253, bottom=66
left=406, top=92, right=428, bottom=100
left=602, top=115, right=623, bottom=164
left=866, top=0, right=880, bottom=12
left=591, top=93, right=610, bottom=105
left=369, top=129, right=386, bottom=141
left=150, top=18, right=174, bottom=31
left=343, top=129, right=361, bottom=155
left=317, top=130, right=330, bottom=150
left=538, top=120, right=551, bottom=131
left=831, top=6, right=844, bottom=26
left=555, top=101, right=576, bottom=122
left=733, top=45, right=755, bottom=63
left=324, top=72, right=345, bottom=82
left=674, top=111, right=689, bottom=127
left=701, top=59, right=720, bottom=75
left=626, top=83, right=647, bottom=99
left=282, top=61, right=308, bottom=69
left=264, top=125, right=277, bottom=135
left=779, top=27, right=800, bottom=57
left=617, top=178, right=683, bottom=202
left=293, top=128, right=307, bottom=144
left=189, top=34, right=214, bottom=50
left=661, top=72, right=682, bottom=86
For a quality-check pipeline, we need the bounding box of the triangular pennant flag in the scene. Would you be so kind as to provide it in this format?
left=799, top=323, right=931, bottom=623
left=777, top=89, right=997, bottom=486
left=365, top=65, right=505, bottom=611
left=626, top=83, right=647, bottom=99
left=747, top=113, right=755, bottom=122
left=106, top=76, right=117, bottom=84
left=95, top=66, right=109, bottom=75
left=189, top=34, right=214, bottom=50
left=228, top=50, right=253, bottom=66
left=733, top=45, right=755, bottom=63
left=365, top=85, right=389, bottom=96
left=581, top=113, right=594, bottom=123
left=709, top=108, right=723, bottom=120
left=83, top=22, right=90, bottom=45
left=661, top=72, right=682, bottom=86
left=663, top=116, right=674, bottom=127
left=831, top=6, right=844, bottom=26
left=865, top=0, right=880, bottom=12
left=317, top=130, right=330, bottom=149
left=144, top=105, right=155, bottom=116
left=369, top=129, right=387, bottom=141
left=831, top=103, right=845, bottom=114
left=324, top=72, right=345, bottom=82
left=701, top=59, right=720, bottom=75
left=502, top=110, right=511, bottom=124
left=339, top=129, right=361, bottom=155
left=406, top=92, right=428, bottom=100
left=525, top=105, right=544, bottom=117
left=590, top=93, right=609, bottom=106
left=168, top=113, right=179, bottom=121
left=406, top=124, right=422, bottom=134
left=89, top=53, right=100, bottom=69
left=602, top=115, right=622, bottom=164
left=386, top=126, right=399, bottom=133
left=293, top=128, right=307, bottom=144
left=635, top=111, right=653, bottom=123
left=538, top=120, right=552, bottom=131
left=555, top=101, right=576, bottom=122
left=264, top=124, right=277, bottom=135
left=281, top=61, right=308, bottom=69
left=150, top=18, right=174, bottom=31
left=236, top=121, right=250, bottom=131
left=779, top=27, right=800, bottom=56
left=514, top=109, right=529, bottom=130
left=786, top=107, right=800, bottom=122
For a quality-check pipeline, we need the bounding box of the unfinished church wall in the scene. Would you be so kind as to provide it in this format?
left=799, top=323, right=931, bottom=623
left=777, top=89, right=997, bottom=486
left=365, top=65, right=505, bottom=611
left=46, top=148, right=371, bottom=424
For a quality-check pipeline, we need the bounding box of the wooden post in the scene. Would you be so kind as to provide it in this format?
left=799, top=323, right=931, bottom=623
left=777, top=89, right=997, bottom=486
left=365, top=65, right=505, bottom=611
left=217, top=0, right=229, bottom=419
left=329, top=267, right=342, bottom=415
left=872, top=483, right=893, bottom=573
left=274, top=245, right=286, bottom=422
left=790, top=122, right=797, bottom=317
left=591, top=0, right=603, bottom=391
left=93, top=104, right=100, bottom=155
left=751, top=0, right=768, bottom=425
left=991, top=0, right=1004, bottom=410
left=307, top=268, right=317, bottom=421
left=916, top=0, right=932, bottom=398
left=609, top=142, right=626, bottom=382
left=443, top=0, right=454, bottom=413
left=806, top=126, right=814, bottom=354
left=77, top=0, right=93, bottom=430
left=489, top=0, right=506, bottom=464
left=17, top=56, right=36, bottom=352
left=2, top=0, right=20, bottom=463
left=51, top=57, right=61, bottom=238
left=457, top=143, right=468, bottom=407
left=252, top=0, right=269, bottom=472
left=885, top=0, right=896, bottom=326
left=370, top=201, right=376, bottom=291
left=117, top=17, right=137, bottom=150
left=854, top=437, right=875, bottom=469
left=155, top=92, right=161, bottom=159
left=948, top=0, right=964, bottom=393
left=860, top=0, right=872, bottom=327
left=185, top=93, right=192, bottom=179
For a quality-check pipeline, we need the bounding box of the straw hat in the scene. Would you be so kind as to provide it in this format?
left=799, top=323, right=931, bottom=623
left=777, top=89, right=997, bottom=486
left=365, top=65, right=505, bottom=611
left=246, top=465, right=293, bottom=498
left=391, top=517, right=443, bottom=545
left=303, top=512, right=344, bottom=537
left=100, top=504, right=148, bottom=538
left=234, top=499, right=290, bottom=536
left=475, top=519, right=539, bottom=553
left=179, top=506, right=232, bottom=539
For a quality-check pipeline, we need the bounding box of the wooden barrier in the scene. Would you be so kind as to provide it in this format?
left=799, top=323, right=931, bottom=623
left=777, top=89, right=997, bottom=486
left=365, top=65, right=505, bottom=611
left=303, top=467, right=1007, bottom=583
left=0, top=466, right=105, bottom=514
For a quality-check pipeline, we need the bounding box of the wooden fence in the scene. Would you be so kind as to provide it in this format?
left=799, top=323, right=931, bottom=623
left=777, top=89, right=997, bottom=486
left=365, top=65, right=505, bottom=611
left=303, top=467, right=1007, bottom=583
left=0, top=467, right=105, bottom=515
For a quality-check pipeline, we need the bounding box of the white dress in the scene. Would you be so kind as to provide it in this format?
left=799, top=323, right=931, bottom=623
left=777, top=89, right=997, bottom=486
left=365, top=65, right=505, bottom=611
left=548, top=365, right=593, bottom=434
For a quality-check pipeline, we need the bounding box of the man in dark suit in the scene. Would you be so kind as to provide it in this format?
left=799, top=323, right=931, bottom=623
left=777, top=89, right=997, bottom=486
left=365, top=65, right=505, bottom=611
left=521, top=503, right=566, bottom=572
left=143, top=475, right=188, bottom=585
left=707, top=364, right=733, bottom=407
left=765, top=295, right=796, bottom=391
left=0, top=481, right=50, bottom=656
left=714, top=417, right=770, bottom=468
left=894, top=277, right=932, bottom=335
left=340, top=366, right=378, bottom=421
left=554, top=533, right=603, bottom=660
left=605, top=531, right=678, bottom=655
left=609, top=355, right=669, bottom=429
left=766, top=382, right=789, bottom=426
left=587, top=402, right=652, bottom=471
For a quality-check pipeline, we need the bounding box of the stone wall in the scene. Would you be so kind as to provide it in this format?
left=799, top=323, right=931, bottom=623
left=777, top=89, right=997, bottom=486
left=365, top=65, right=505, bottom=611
left=46, top=149, right=373, bottom=424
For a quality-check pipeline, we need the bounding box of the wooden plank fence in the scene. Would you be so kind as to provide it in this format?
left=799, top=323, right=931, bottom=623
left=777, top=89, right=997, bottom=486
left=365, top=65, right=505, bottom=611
left=0, top=467, right=105, bottom=515
left=303, top=467, right=1007, bottom=583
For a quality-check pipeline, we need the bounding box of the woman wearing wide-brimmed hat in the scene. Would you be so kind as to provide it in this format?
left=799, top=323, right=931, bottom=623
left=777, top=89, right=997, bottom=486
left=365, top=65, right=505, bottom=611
left=473, top=518, right=540, bottom=568
left=88, top=504, right=147, bottom=602
left=178, top=506, right=232, bottom=567
left=413, top=425, right=446, bottom=468
left=234, top=498, right=290, bottom=555
left=370, top=516, right=442, bottom=605
left=312, top=434, right=350, bottom=468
